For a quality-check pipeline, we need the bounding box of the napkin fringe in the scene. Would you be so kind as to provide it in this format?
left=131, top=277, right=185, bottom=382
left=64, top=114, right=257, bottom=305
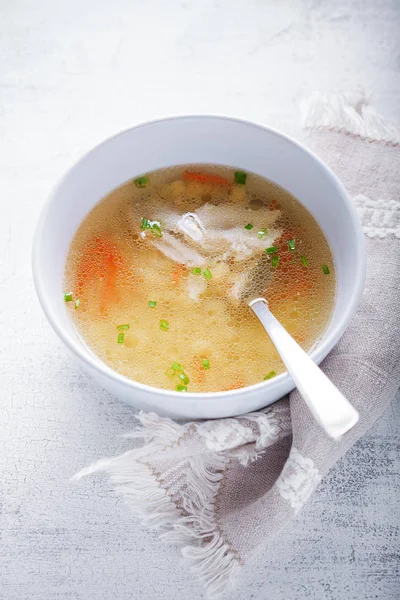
left=73, top=412, right=240, bottom=597
left=300, top=91, right=400, bottom=145
left=162, top=451, right=240, bottom=598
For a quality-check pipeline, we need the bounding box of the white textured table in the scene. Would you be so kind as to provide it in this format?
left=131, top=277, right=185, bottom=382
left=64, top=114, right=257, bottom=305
left=1, top=1, right=399, bottom=599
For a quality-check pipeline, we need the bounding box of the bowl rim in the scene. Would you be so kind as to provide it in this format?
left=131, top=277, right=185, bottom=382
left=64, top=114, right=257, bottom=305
left=32, top=114, right=366, bottom=407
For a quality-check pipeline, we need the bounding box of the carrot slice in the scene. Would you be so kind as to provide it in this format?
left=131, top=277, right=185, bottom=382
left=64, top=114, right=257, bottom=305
left=269, top=199, right=281, bottom=210
left=76, top=236, right=112, bottom=293
left=192, top=357, right=206, bottom=384
left=172, top=263, right=187, bottom=286
left=182, top=171, right=231, bottom=186
left=99, top=252, right=119, bottom=315
left=75, top=235, right=123, bottom=315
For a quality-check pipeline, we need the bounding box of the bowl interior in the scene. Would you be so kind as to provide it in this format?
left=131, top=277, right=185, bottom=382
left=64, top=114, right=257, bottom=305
left=33, top=116, right=365, bottom=402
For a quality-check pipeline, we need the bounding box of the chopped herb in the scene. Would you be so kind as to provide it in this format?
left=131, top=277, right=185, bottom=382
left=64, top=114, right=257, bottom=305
left=203, top=268, right=212, bottom=280
left=148, top=300, right=157, bottom=308
left=178, top=372, right=190, bottom=385
left=160, top=319, right=169, bottom=331
left=234, top=171, right=247, bottom=185
left=300, top=255, right=309, bottom=267
left=140, top=219, right=162, bottom=236
left=265, top=246, right=278, bottom=254
left=291, top=258, right=297, bottom=263
left=322, top=264, right=330, bottom=275
left=244, top=223, right=254, bottom=230
left=151, top=223, right=162, bottom=238
left=117, top=333, right=125, bottom=344
left=172, top=362, right=183, bottom=372
left=287, top=239, right=296, bottom=251
left=166, top=362, right=189, bottom=385
left=191, top=267, right=202, bottom=275
left=258, top=227, right=268, bottom=239
left=74, top=298, right=80, bottom=309
left=176, top=384, right=187, bottom=392
left=134, top=175, right=149, bottom=188
left=264, top=371, right=277, bottom=380
left=117, top=324, right=130, bottom=330
left=202, top=358, right=210, bottom=369
left=64, top=292, right=73, bottom=302
left=271, top=255, right=280, bottom=268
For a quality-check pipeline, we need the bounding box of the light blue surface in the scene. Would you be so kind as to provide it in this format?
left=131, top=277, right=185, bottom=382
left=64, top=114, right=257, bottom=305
left=0, top=1, right=399, bottom=598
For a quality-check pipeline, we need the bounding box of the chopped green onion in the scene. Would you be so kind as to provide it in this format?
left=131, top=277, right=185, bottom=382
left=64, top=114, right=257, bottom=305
left=244, top=223, right=254, bottom=230
left=265, top=246, right=278, bottom=254
left=322, top=264, right=330, bottom=275
left=151, top=223, right=162, bottom=238
left=203, top=268, right=212, bottom=280
left=271, top=255, right=280, bottom=268
left=165, top=367, right=175, bottom=377
left=264, top=371, right=277, bottom=380
left=178, top=372, right=190, bottom=385
left=134, top=175, right=149, bottom=188
left=287, top=239, right=296, bottom=251
left=74, top=299, right=80, bottom=309
left=257, top=228, right=268, bottom=239
left=160, top=319, right=169, bottom=331
left=300, top=255, right=309, bottom=267
left=148, top=300, right=157, bottom=308
left=176, top=384, right=187, bottom=392
left=172, top=362, right=183, bottom=372
left=202, top=358, right=210, bottom=369
left=140, top=218, right=162, bottom=237
left=117, top=333, right=125, bottom=344
left=117, top=324, right=130, bottom=330
left=191, top=267, right=202, bottom=275
left=64, top=292, right=73, bottom=302
left=234, top=171, right=247, bottom=185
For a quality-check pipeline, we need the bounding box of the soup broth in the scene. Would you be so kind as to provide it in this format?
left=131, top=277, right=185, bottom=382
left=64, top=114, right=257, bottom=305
left=64, top=165, right=335, bottom=393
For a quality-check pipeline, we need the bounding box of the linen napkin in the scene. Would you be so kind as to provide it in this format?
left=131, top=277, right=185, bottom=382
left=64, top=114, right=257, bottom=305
left=74, top=93, right=400, bottom=597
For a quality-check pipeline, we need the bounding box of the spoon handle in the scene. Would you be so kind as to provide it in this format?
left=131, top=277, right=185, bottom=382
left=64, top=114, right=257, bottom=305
left=249, top=298, right=359, bottom=439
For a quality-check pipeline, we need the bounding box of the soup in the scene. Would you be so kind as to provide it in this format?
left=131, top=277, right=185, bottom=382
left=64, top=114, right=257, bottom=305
left=64, top=165, right=335, bottom=393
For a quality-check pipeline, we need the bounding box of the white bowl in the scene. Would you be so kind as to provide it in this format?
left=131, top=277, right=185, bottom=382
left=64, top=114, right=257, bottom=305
left=32, top=116, right=366, bottom=420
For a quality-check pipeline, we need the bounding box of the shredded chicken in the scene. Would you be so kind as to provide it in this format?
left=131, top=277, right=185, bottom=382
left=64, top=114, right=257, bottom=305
left=187, top=273, right=208, bottom=301
left=177, top=212, right=205, bottom=242
left=135, top=197, right=282, bottom=302
left=230, top=272, right=250, bottom=301
left=149, top=203, right=281, bottom=262
left=148, top=230, right=206, bottom=267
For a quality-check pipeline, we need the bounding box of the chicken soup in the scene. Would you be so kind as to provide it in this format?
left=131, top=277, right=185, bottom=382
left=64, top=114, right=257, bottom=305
left=64, top=165, right=335, bottom=392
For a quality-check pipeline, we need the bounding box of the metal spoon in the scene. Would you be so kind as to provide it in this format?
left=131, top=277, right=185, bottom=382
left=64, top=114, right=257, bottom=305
left=249, top=297, right=359, bottom=439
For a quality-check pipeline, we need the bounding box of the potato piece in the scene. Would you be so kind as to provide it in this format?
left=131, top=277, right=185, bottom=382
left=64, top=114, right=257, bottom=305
left=185, top=180, right=206, bottom=196
left=187, top=273, right=208, bottom=301
left=123, top=333, right=140, bottom=349
left=159, top=180, right=187, bottom=206
left=211, top=262, right=230, bottom=279
left=229, top=185, right=247, bottom=203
